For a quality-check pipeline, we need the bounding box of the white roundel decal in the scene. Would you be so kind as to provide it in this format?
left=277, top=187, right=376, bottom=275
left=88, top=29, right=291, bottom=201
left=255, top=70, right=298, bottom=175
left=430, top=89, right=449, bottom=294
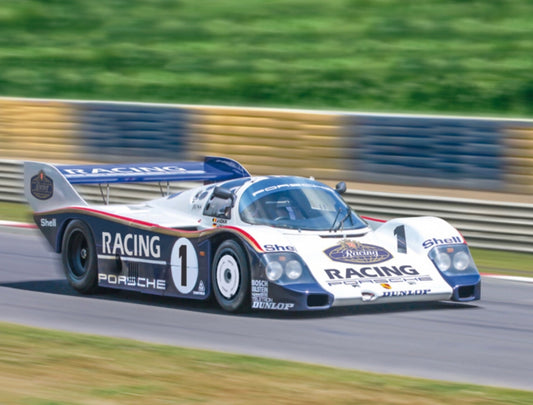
left=170, top=238, right=199, bottom=294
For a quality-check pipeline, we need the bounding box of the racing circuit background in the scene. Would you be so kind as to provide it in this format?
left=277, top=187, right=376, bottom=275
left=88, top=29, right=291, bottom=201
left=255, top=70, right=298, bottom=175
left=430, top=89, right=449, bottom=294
left=2, top=0, right=533, bottom=401
left=1, top=96, right=533, bottom=191
left=1, top=99, right=533, bottom=395
left=1, top=96, right=532, bottom=253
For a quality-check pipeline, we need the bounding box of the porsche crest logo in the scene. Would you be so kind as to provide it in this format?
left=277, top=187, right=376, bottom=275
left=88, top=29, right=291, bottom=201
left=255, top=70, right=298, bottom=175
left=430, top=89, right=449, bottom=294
left=324, top=239, right=392, bottom=264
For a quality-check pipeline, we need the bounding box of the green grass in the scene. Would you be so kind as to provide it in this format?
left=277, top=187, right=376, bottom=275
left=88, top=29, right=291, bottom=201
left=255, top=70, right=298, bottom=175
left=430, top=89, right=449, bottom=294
left=0, top=201, right=33, bottom=223
left=1, top=0, right=533, bottom=116
left=0, top=322, right=532, bottom=403
left=470, top=248, right=533, bottom=278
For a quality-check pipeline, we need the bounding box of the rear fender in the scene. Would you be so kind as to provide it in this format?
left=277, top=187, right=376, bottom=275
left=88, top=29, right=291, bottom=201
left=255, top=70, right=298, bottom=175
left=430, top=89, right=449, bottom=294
left=33, top=212, right=77, bottom=253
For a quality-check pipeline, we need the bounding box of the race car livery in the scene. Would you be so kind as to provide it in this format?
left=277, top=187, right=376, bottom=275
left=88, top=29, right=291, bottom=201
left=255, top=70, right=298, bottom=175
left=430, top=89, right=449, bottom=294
left=24, top=156, right=481, bottom=312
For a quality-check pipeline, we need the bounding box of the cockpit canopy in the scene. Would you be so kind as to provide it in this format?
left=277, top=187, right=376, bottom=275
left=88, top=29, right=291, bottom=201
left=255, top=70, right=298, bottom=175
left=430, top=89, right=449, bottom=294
left=238, top=177, right=367, bottom=231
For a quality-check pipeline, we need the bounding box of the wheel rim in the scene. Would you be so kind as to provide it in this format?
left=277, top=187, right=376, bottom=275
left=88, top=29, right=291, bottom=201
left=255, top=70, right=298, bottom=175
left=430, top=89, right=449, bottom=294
left=216, top=254, right=240, bottom=300
left=68, top=230, right=89, bottom=278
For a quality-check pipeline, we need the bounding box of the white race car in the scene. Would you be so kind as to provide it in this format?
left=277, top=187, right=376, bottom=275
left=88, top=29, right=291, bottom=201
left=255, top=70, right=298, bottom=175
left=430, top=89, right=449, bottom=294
left=25, top=156, right=481, bottom=312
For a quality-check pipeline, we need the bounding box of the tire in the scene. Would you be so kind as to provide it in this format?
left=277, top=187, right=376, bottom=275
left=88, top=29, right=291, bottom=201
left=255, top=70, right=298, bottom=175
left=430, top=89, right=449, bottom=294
left=212, top=240, right=250, bottom=312
left=61, top=220, right=98, bottom=294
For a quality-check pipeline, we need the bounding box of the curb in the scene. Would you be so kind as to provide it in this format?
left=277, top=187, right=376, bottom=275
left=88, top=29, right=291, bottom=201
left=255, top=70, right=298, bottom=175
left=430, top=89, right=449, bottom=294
left=480, top=274, right=533, bottom=284
left=0, top=220, right=37, bottom=229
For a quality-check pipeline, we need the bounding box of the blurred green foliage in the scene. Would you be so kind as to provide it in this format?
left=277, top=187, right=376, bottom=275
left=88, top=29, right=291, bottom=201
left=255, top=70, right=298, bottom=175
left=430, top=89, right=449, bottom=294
left=1, top=0, right=533, bottom=115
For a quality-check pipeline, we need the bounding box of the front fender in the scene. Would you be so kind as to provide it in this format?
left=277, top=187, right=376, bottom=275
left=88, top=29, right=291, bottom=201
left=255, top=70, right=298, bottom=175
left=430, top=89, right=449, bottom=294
left=373, top=216, right=465, bottom=256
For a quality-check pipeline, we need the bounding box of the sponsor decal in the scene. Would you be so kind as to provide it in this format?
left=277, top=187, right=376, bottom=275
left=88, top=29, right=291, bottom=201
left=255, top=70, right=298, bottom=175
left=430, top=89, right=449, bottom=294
left=251, top=182, right=330, bottom=198
left=327, top=275, right=433, bottom=288
left=251, top=279, right=269, bottom=300
left=40, top=218, right=57, bottom=228
left=251, top=279, right=294, bottom=310
left=98, top=274, right=166, bottom=290
left=382, top=289, right=431, bottom=297
left=102, top=232, right=161, bottom=259
left=325, top=264, right=419, bottom=279
left=212, top=218, right=228, bottom=227
left=324, top=239, right=392, bottom=264
left=193, top=280, right=206, bottom=296
left=62, top=165, right=188, bottom=176
left=324, top=265, right=432, bottom=288
left=423, top=236, right=463, bottom=249
left=252, top=301, right=295, bottom=310
left=30, top=171, right=54, bottom=200
left=263, top=244, right=296, bottom=252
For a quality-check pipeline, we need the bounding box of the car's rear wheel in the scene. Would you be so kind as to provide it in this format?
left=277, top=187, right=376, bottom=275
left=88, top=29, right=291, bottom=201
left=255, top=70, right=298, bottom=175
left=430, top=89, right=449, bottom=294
left=62, top=220, right=98, bottom=294
left=212, top=240, right=250, bottom=312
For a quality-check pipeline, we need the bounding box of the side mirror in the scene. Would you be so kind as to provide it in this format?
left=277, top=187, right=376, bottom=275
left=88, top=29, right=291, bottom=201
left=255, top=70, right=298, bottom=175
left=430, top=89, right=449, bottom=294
left=212, top=186, right=233, bottom=200
left=335, top=181, right=347, bottom=195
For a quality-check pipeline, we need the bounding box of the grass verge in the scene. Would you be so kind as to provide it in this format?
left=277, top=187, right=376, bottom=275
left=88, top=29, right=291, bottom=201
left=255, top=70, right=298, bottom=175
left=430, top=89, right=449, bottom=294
left=0, top=201, right=33, bottom=224
left=0, top=322, right=532, bottom=404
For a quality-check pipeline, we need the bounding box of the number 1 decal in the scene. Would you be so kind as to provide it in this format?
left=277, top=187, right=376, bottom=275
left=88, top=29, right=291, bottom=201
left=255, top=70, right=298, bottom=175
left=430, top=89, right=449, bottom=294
left=394, top=225, right=407, bottom=254
left=179, top=244, right=187, bottom=287
left=171, top=238, right=199, bottom=294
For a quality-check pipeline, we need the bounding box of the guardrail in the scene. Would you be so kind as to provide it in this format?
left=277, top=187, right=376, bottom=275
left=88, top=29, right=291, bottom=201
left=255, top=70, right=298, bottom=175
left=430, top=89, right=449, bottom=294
left=343, top=191, right=533, bottom=253
left=0, top=160, right=24, bottom=203
left=3, top=160, right=532, bottom=253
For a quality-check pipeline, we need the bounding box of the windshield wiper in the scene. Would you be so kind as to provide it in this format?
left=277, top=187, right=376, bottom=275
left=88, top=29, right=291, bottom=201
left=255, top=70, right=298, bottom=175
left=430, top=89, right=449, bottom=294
left=329, top=208, right=343, bottom=232
left=334, top=209, right=352, bottom=232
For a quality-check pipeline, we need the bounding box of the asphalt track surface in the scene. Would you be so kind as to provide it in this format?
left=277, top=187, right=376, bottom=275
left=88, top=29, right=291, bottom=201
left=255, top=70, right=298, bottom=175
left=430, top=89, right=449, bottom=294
left=1, top=228, right=532, bottom=391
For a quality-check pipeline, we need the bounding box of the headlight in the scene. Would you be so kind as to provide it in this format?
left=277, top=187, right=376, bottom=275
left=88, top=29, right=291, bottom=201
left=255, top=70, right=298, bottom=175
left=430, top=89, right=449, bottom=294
left=453, top=251, right=470, bottom=271
left=434, top=252, right=451, bottom=272
left=261, top=252, right=313, bottom=285
left=266, top=261, right=283, bottom=281
left=286, top=260, right=303, bottom=280
left=428, top=244, right=478, bottom=275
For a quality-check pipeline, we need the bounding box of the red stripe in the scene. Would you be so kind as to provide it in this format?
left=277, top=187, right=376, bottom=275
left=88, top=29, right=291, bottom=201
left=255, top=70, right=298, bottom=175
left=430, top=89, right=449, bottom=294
left=219, top=225, right=264, bottom=252
left=361, top=215, right=386, bottom=223
left=35, top=207, right=264, bottom=251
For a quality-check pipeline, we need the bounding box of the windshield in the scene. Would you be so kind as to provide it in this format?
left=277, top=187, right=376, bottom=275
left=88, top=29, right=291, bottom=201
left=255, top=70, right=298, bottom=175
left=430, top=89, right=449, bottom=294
left=239, top=177, right=367, bottom=231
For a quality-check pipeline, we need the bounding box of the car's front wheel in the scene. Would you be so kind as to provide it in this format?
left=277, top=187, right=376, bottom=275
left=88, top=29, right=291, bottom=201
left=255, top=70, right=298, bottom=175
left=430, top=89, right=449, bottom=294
left=61, top=220, right=98, bottom=294
left=212, top=240, right=250, bottom=312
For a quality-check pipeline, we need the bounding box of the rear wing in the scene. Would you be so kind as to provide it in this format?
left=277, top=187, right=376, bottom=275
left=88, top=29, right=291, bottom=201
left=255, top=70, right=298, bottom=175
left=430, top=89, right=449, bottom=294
left=24, top=156, right=250, bottom=212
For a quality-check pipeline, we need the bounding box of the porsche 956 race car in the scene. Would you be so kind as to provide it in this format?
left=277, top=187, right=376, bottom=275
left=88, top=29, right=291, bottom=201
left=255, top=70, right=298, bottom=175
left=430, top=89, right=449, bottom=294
left=24, top=156, right=480, bottom=312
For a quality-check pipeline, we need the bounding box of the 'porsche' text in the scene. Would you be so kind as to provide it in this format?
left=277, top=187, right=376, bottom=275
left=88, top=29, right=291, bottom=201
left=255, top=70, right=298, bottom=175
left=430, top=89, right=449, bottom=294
left=98, top=274, right=166, bottom=290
